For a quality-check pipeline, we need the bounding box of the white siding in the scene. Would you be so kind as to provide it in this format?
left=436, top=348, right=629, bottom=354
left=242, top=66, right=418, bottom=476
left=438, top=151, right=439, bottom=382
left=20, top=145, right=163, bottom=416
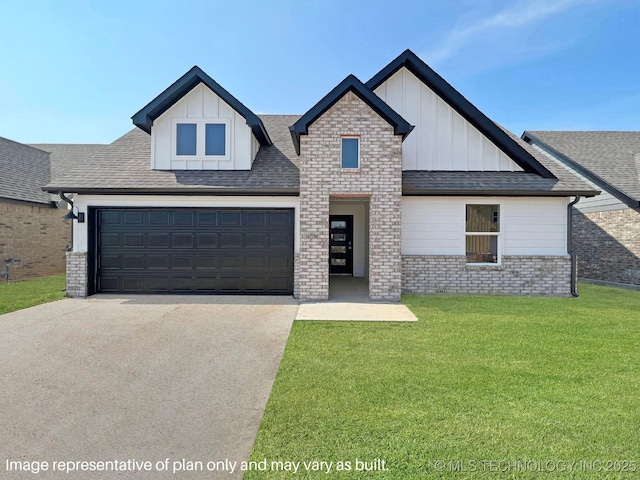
left=72, top=195, right=300, bottom=254
left=374, top=68, right=523, bottom=172
left=151, top=83, right=256, bottom=171
left=402, top=197, right=567, bottom=256
left=530, top=143, right=627, bottom=213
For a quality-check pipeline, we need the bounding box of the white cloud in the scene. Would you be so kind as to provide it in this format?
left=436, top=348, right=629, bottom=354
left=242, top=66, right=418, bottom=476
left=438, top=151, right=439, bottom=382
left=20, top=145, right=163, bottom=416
left=425, top=0, right=596, bottom=65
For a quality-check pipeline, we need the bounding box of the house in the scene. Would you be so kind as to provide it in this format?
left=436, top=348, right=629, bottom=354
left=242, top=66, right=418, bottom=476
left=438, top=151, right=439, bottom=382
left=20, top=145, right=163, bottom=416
left=42, top=50, right=597, bottom=300
left=0, top=136, right=69, bottom=281
left=523, top=131, right=640, bottom=288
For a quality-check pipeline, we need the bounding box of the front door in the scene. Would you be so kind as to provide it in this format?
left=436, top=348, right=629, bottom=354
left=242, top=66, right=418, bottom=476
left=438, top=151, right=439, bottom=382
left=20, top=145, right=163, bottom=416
left=329, top=215, right=353, bottom=275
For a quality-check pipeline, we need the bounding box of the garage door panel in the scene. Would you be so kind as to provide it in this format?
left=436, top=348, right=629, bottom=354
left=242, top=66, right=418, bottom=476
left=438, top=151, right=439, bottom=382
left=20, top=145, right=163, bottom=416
left=96, top=208, right=294, bottom=294
left=148, top=233, right=170, bottom=247
left=196, top=234, right=217, bottom=248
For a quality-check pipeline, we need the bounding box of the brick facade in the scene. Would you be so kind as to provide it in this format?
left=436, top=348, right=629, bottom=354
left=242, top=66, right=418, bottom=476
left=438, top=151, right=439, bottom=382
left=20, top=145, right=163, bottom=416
left=0, top=200, right=69, bottom=282
left=66, top=252, right=88, bottom=297
left=572, top=208, right=640, bottom=286
left=298, top=92, right=403, bottom=301
left=402, top=255, right=572, bottom=296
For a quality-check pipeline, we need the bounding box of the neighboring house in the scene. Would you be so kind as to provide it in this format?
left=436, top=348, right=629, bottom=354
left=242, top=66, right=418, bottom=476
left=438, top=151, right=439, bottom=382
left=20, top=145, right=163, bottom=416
left=523, top=131, right=640, bottom=287
left=42, top=50, right=597, bottom=300
left=0, top=136, right=69, bottom=281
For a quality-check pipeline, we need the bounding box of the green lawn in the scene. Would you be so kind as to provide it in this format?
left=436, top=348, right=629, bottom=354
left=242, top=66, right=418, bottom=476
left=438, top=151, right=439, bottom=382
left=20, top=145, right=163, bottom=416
left=0, top=274, right=66, bottom=315
left=247, top=284, right=640, bottom=479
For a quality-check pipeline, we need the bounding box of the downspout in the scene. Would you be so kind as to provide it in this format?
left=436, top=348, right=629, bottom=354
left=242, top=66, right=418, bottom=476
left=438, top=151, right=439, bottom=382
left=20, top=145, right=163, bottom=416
left=58, top=192, right=74, bottom=251
left=567, top=195, right=581, bottom=297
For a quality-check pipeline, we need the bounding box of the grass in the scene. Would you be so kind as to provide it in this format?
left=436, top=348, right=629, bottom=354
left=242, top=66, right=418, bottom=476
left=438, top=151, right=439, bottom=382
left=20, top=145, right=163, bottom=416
left=247, top=284, right=640, bottom=479
left=0, top=274, right=66, bottom=315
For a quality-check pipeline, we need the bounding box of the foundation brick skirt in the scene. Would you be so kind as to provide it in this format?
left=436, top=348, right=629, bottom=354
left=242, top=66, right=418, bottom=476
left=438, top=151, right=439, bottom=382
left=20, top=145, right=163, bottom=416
left=402, top=255, right=572, bottom=296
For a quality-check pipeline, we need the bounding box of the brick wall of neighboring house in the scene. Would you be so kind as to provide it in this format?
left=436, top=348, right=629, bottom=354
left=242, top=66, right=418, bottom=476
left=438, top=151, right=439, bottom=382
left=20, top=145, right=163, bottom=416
left=402, top=255, right=572, bottom=296
left=298, top=91, right=403, bottom=301
left=572, top=207, right=640, bottom=286
left=0, top=200, right=70, bottom=282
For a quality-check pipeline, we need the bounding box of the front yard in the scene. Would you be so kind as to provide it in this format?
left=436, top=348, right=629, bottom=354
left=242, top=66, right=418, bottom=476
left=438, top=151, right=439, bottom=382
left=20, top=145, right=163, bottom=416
left=0, top=274, right=66, bottom=315
left=248, top=284, right=640, bottom=478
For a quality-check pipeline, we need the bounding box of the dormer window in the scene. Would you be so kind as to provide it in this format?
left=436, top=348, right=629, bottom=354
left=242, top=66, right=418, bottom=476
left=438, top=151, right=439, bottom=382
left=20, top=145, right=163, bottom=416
left=172, top=119, right=231, bottom=163
left=176, top=123, right=197, bottom=155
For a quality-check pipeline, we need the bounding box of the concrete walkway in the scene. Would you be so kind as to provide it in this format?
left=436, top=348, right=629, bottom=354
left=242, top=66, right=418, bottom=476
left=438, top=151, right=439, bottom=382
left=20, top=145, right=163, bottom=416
left=0, top=295, right=297, bottom=479
left=296, top=277, right=418, bottom=322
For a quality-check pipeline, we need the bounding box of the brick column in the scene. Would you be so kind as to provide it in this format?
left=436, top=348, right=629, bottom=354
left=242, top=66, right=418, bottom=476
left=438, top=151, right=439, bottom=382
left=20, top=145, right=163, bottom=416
left=66, top=252, right=87, bottom=298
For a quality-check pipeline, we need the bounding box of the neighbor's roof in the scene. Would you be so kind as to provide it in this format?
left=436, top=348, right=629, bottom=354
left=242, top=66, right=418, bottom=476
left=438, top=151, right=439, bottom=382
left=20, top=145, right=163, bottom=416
left=42, top=115, right=300, bottom=195
left=523, top=131, right=640, bottom=206
left=0, top=136, right=54, bottom=205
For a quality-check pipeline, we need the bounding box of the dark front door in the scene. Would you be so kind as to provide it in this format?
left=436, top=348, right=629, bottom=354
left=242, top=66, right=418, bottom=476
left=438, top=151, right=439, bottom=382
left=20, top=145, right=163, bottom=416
left=329, top=215, right=353, bottom=275
left=93, top=208, right=294, bottom=294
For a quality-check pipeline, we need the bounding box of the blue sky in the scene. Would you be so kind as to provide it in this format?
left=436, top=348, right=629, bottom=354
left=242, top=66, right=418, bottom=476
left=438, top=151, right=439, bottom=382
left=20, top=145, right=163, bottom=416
left=1, top=0, right=639, bottom=144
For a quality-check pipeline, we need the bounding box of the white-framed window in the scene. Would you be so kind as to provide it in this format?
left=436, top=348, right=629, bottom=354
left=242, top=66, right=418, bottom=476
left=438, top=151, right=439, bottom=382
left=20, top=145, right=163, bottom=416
left=172, top=119, right=230, bottom=161
left=341, top=136, right=359, bottom=169
left=465, top=203, right=501, bottom=264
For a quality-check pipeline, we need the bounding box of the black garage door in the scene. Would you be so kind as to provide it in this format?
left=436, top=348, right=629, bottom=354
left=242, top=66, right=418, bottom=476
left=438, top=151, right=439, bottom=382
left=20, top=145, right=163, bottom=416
left=93, top=208, right=294, bottom=294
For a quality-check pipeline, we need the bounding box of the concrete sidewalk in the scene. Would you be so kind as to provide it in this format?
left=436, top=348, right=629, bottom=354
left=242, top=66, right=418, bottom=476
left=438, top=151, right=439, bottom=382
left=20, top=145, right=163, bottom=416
left=295, top=277, right=418, bottom=322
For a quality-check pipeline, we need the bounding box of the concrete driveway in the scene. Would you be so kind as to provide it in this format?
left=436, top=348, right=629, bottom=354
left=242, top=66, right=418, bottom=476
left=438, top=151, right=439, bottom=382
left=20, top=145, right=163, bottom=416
left=0, top=295, right=297, bottom=479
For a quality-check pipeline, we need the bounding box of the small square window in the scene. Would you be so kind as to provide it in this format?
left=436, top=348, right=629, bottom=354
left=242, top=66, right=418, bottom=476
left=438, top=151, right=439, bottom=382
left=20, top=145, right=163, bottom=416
left=341, top=137, right=359, bottom=169
left=176, top=123, right=197, bottom=156
left=205, top=123, right=226, bottom=156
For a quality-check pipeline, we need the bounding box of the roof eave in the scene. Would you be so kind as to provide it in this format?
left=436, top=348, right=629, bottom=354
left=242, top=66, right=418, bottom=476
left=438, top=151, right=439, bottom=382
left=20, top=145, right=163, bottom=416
left=42, top=186, right=299, bottom=196
left=401, top=188, right=600, bottom=197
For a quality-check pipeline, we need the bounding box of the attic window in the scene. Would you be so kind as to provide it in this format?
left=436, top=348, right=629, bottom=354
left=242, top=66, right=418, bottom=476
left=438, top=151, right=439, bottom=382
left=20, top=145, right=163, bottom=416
left=205, top=123, right=226, bottom=156
left=172, top=119, right=230, bottom=162
left=176, top=123, right=197, bottom=155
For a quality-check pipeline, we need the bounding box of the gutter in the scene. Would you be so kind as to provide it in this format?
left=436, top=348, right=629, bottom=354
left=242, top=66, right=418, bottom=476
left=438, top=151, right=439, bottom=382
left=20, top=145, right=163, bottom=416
left=567, top=195, right=581, bottom=297
left=58, top=192, right=74, bottom=251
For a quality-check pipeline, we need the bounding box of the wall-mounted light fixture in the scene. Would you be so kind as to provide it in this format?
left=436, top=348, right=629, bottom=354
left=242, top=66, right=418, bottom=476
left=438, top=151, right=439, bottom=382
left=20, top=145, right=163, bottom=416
left=64, top=206, right=85, bottom=223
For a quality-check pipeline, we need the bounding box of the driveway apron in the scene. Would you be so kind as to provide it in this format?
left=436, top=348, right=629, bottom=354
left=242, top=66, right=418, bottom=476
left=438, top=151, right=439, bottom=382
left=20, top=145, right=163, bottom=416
left=0, top=295, right=297, bottom=479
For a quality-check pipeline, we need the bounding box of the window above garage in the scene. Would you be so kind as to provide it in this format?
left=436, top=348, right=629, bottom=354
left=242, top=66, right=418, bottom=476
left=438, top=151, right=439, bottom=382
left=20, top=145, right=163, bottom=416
left=174, top=119, right=231, bottom=163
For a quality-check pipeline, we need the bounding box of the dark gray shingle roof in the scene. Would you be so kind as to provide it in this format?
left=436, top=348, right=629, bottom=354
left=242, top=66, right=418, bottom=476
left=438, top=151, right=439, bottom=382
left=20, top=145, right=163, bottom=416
left=524, top=131, right=640, bottom=203
left=0, top=136, right=53, bottom=205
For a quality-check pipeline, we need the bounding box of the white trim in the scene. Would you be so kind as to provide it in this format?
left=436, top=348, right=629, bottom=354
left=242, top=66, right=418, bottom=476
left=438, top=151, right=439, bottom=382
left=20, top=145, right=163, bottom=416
left=341, top=136, right=360, bottom=170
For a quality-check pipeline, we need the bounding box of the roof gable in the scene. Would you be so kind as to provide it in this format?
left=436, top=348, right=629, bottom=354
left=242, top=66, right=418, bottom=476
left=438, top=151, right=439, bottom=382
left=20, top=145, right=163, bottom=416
left=366, top=50, right=555, bottom=179
left=132, top=66, right=271, bottom=146
left=289, top=74, right=413, bottom=155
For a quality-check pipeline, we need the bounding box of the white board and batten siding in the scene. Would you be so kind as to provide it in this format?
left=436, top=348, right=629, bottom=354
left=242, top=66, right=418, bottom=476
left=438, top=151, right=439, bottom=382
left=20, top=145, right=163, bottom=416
left=374, top=68, right=523, bottom=173
left=151, top=83, right=255, bottom=171
left=402, top=197, right=568, bottom=257
left=530, top=144, right=627, bottom=214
